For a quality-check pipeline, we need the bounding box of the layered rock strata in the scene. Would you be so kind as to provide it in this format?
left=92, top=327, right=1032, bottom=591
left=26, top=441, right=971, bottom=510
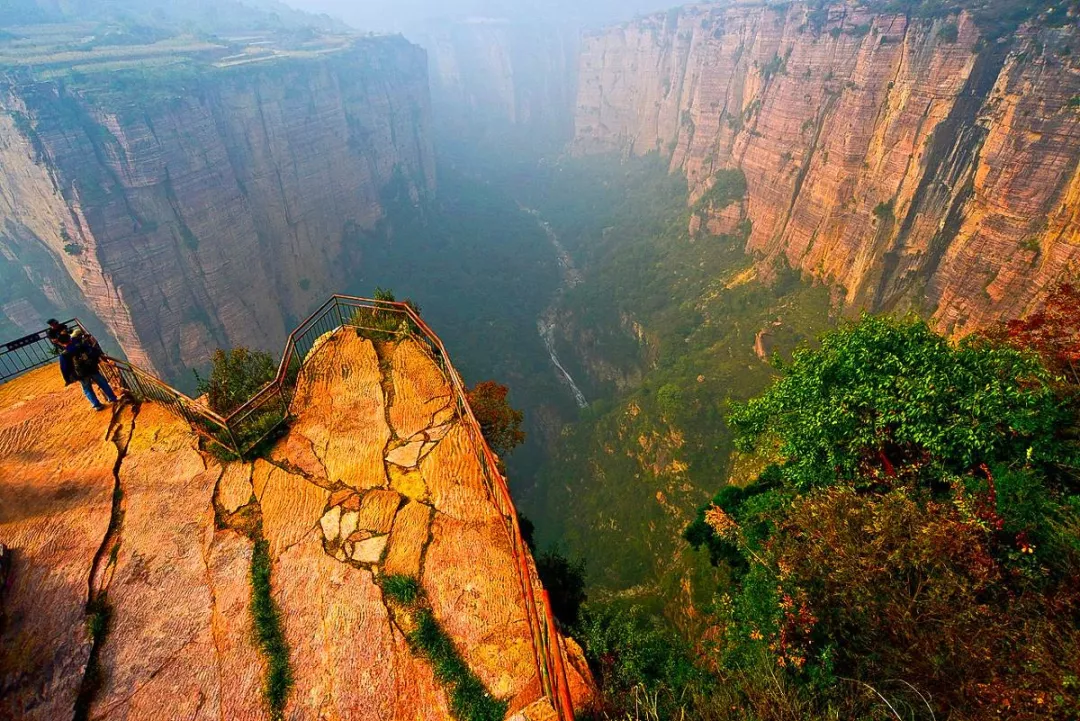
left=574, top=3, right=1080, bottom=331
left=0, top=332, right=592, bottom=719
left=0, top=36, right=435, bottom=380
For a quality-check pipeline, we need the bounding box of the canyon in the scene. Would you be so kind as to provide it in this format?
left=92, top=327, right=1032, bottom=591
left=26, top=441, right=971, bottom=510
left=573, top=2, right=1080, bottom=333
left=0, top=35, right=434, bottom=382
left=4, top=3, right=1079, bottom=384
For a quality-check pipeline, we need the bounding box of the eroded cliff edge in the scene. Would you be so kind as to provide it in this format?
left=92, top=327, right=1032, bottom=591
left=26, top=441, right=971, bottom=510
left=0, top=36, right=435, bottom=381
left=0, top=332, right=592, bottom=720
left=574, top=3, right=1080, bottom=332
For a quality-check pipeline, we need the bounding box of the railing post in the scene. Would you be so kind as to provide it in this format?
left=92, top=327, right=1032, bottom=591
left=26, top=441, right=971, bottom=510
left=335, top=296, right=346, bottom=330
left=225, top=423, right=243, bottom=459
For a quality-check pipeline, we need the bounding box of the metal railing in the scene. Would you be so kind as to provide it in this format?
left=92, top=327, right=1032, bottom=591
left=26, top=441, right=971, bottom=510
left=379, top=298, right=579, bottom=720
left=0, top=298, right=576, bottom=717
left=0, top=319, right=78, bottom=382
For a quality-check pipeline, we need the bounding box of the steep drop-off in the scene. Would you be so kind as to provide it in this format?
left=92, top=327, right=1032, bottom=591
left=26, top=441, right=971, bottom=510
left=0, top=332, right=592, bottom=720
left=0, top=37, right=435, bottom=381
left=574, top=3, right=1080, bottom=332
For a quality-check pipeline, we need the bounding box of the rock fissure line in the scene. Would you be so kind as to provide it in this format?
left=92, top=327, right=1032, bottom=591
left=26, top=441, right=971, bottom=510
left=86, top=403, right=137, bottom=602
left=73, top=402, right=138, bottom=721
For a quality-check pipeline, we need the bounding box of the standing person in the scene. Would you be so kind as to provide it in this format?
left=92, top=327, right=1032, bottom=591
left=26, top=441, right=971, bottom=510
left=65, top=329, right=118, bottom=411
left=56, top=331, right=78, bottom=386
left=45, top=319, right=69, bottom=351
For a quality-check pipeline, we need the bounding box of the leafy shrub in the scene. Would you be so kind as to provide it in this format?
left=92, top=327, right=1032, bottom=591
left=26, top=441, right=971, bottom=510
left=872, top=198, right=895, bottom=220
left=696, top=485, right=1080, bottom=718
left=984, top=282, right=1080, bottom=386
left=693, top=169, right=748, bottom=213
left=514, top=513, right=587, bottom=628
left=195, top=347, right=277, bottom=417
left=348, top=287, right=418, bottom=340
left=760, top=52, right=786, bottom=80
left=656, top=383, right=684, bottom=417
left=63, top=243, right=83, bottom=255
left=728, top=315, right=1070, bottom=491
left=535, top=548, right=587, bottom=629
left=938, top=21, right=960, bottom=42
left=807, top=5, right=830, bottom=32
left=575, top=605, right=703, bottom=719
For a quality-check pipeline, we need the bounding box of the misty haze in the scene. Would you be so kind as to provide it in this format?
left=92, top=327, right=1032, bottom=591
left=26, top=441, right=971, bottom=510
left=1, top=0, right=1079, bottom=719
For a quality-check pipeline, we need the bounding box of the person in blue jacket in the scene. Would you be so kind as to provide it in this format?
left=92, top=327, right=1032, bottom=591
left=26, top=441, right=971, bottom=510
left=61, top=329, right=118, bottom=411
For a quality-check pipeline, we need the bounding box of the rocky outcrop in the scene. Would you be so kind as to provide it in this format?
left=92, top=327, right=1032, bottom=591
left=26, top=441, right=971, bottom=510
left=0, top=330, right=593, bottom=719
left=573, top=3, right=1080, bottom=332
left=0, top=36, right=435, bottom=381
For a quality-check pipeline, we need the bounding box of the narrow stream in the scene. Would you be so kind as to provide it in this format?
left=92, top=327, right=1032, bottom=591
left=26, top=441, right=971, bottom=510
left=524, top=207, right=588, bottom=409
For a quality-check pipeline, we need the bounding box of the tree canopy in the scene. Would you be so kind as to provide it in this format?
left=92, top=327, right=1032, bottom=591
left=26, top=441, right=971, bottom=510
left=466, top=380, right=526, bottom=457
left=729, top=314, right=1071, bottom=491
left=681, top=313, right=1080, bottom=719
left=195, top=347, right=277, bottom=417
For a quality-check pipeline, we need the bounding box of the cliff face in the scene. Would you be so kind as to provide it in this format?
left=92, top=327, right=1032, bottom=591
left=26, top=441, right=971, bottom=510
left=574, top=3, right=1080, bottom=332
left=0, top=37, right=435, bottom=380
left=0, top=332, right=593, bottom=719
left=411, top=20, right=578, bottom=146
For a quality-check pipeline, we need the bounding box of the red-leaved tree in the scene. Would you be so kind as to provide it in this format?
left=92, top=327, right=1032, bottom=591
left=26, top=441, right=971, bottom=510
left=986, top=282, right=1080, bottom=386
left=466, top=380, right=526, bottom=457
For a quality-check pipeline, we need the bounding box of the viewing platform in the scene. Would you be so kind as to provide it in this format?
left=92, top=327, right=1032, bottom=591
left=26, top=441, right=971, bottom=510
left=0, top=299, right=591, bottom=721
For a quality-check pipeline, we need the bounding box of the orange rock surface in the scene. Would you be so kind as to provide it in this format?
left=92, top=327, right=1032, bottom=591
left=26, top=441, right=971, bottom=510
left=575, top=3, right=1080, bottom=331
left=0, top=332, right=593, bottom=719
left=0, top=366, right=116, bottom=720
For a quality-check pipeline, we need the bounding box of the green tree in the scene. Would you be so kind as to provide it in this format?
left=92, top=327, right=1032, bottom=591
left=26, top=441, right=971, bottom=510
left=729, top=314, right=1070, bottom=491
left=195, top=347, right=277, bottom=416
left=535, top=548, right=587, bottom=629
left=656, top=383, right=684, bottom=417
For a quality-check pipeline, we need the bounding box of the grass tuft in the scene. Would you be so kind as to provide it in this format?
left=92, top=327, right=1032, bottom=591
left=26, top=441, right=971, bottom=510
left=250, top=538, right=293, bottom=719
left=383, top=575, right=507, bottom=721
left=381, top=574, right=420, bottom=605
left=408, top=610, right=507, bottom=721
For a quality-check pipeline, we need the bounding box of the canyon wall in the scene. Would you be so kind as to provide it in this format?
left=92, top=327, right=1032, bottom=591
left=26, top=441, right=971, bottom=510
left=574, top=3, right=1080, bottom=332
left=0, top=36, right=435, bottom=381
left=411, top=19, right=579, bottom=147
